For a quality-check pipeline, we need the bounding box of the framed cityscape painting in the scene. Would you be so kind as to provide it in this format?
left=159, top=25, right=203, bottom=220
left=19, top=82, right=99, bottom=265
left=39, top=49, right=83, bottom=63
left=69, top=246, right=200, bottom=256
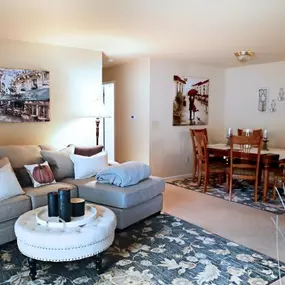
left=0, top=68, right=50, bottom=122
left=173, top=75, right=209, bottom=126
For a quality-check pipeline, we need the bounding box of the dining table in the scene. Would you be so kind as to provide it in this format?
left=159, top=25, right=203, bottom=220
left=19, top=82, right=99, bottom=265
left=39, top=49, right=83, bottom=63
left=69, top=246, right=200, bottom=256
left=207, top=143, right=285, bottom=202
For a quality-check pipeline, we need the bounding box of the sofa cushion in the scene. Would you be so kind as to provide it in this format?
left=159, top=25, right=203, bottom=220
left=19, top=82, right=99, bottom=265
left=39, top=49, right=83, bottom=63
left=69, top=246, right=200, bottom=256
left=14, top=168, right=33, bottom=188
left=40, top=145, right=75, bottom=180
left=0, top=195, right=31, bottom=223
left=0, top=145, right=43, bottom=168
left=0, top=157, right=10, bottom=168
left=70, top=145, right=104, bottom=156
left=39, top=145, right=57, bottom=151
left=23, top=182, right=78, bottom=209
left=62, top=176, right=165, bottom=209
left=0, top=146, right=43, bottom=188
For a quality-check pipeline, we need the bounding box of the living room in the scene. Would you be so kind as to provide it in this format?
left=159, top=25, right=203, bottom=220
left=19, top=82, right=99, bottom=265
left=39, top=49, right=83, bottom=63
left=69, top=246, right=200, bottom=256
left=1, top=1, right=285, bottom=284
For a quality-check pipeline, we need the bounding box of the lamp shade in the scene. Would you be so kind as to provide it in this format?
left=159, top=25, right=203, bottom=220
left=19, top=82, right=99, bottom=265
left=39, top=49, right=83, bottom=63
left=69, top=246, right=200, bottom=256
left=89, top=99, right=111, bottom=118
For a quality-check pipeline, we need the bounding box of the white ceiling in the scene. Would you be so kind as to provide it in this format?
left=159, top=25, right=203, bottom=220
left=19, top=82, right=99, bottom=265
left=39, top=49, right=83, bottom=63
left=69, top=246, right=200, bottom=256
left=0, top=0, right=285, bottom=67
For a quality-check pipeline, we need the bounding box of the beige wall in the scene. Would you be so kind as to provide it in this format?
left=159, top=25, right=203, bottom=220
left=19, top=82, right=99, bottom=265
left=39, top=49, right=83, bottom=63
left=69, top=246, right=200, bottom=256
left=225, top=61, right=285, bottom=148
left=103, top=59, right=150, bottom=164
left=0, top=39, right=102, bottom=148
left=150, top=59, right=225, bottom=177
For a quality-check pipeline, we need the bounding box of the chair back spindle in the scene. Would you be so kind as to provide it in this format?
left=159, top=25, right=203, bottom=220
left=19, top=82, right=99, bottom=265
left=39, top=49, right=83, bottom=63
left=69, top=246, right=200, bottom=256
left=237, top=129, right=263, bottom=138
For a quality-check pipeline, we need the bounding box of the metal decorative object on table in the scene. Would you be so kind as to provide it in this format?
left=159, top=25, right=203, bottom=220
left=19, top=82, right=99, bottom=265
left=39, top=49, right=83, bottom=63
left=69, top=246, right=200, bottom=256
left=262, top=138, right=269, bottom=151
left=262, top=129, right=269, bottom=151
left=226, top=127, right=232, bottom=146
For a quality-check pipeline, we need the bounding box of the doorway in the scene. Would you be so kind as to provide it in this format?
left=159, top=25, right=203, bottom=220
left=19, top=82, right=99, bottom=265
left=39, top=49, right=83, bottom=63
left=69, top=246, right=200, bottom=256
left=102, top=82, right=115, bottom=161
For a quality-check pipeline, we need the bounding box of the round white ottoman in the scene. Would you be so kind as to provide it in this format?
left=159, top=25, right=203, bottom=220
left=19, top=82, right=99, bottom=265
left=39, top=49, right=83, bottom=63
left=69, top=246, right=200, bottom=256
left=14, top=204, right=116, bottom=280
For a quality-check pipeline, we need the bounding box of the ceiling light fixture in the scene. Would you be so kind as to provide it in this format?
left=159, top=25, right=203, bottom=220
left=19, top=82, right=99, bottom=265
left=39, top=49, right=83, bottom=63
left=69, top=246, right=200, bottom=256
left=234, top=50, right=254, bottom=63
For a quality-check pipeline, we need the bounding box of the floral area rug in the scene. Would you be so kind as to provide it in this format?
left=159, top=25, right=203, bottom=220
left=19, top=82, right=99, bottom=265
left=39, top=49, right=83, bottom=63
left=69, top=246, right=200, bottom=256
left=167, top=178, right=285, bottom=215
left=1, top=214, right=284, bottom=285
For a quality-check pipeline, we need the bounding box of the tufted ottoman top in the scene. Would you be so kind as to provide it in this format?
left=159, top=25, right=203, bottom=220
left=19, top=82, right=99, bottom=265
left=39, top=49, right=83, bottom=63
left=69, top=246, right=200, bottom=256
left=14, top=204, right=117, bottom=262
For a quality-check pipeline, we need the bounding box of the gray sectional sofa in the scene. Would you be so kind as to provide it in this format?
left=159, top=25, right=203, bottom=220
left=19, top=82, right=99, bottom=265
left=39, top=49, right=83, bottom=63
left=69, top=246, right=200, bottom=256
left=0, top=145, right=165, bottom=245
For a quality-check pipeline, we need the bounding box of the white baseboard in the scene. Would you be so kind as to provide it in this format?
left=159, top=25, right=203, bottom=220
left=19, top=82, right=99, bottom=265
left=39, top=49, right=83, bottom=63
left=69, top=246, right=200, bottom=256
left=163, top=173, right=192, bottom=181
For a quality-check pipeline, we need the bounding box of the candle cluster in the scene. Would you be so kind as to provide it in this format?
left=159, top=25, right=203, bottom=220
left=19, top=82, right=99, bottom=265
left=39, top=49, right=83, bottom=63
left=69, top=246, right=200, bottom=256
left=227, top=128, right=232, bottom=138
left=47, top=189, right=85, bottom=222
left=226, top=128, right=269, bottom=139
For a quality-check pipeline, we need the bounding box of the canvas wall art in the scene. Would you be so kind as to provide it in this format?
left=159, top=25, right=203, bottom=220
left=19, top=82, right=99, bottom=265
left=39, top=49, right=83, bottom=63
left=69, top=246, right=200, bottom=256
left=173, top=75, right=209, bottom=126
left=0, top=68, right=50, bottom=122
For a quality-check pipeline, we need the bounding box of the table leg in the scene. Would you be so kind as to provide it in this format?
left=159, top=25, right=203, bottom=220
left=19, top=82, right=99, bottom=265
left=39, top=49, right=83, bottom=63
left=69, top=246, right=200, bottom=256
left=28, top=258, right=37, bottom=280
left=263, top=164, right=269, bottom=203
left=95, top=253, right=103, bottom=274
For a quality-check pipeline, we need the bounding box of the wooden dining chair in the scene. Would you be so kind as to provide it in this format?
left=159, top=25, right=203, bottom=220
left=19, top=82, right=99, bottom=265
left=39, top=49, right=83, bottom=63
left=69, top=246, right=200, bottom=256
left=272, top=161, right=285, bottom=200
left=237, top=129, right=263, bottom=137
left=189, top=128, right=208, bottom=181
left=193, top=130, right=226, bottom=193
left=227, top=135, right=262, bottom=202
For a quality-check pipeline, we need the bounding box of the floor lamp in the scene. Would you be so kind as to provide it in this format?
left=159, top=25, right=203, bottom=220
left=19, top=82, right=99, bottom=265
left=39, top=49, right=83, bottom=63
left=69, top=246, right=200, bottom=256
left=90, top=99, right=110, bottom=145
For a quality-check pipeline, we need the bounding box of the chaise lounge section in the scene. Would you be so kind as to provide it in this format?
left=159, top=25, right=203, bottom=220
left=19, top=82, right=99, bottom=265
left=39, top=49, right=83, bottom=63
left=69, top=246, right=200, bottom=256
left=62, top=176, right=164, bottom=229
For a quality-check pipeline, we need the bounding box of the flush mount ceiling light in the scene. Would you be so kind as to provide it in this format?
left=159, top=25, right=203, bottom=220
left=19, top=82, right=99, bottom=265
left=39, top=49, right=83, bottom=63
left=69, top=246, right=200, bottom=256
left=234, top=50, right=254, bottom=63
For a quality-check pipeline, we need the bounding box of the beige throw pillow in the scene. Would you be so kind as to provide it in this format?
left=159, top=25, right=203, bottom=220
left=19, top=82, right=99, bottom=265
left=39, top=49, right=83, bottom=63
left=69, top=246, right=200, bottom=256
left=0, top=157, right=33, bottom=188
left=0, top=157, right=11, bottom=169
left=0, top=164, right=25, bottom=201
left=40, top=145, right=75, bottom=180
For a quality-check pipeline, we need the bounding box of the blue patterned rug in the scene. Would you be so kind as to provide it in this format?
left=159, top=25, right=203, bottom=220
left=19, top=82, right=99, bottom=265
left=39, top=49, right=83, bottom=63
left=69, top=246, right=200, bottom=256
left=167, top=178, right=285, bottom=215
left=0, top=214, right=284, bottom=284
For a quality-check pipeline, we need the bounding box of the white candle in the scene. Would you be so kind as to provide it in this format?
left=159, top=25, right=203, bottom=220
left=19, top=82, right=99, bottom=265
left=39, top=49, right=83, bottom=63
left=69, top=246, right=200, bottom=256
left=227, top=128, right=232, bottom=137
left=263, top=129, right=268, bottom=139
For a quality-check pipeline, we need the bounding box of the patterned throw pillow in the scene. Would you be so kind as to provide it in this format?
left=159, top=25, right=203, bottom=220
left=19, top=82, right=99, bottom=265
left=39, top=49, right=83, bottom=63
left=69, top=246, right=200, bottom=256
left=24, top=161, right=56, bottom=188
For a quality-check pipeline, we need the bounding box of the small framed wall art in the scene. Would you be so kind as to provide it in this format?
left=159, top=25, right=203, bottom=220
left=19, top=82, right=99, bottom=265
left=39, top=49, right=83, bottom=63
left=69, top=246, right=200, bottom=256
left=257, top=87, right=269, bottom=112
left=173, top=75, right=210, bottom=126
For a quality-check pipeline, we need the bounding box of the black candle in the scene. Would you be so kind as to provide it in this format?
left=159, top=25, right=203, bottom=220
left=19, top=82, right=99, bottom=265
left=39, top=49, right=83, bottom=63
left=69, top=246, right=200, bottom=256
left=71, top=198, right=85, bottom=217
left=58, top=188, right=72, bottom=222
left=47, top=192, right=58, bottom=217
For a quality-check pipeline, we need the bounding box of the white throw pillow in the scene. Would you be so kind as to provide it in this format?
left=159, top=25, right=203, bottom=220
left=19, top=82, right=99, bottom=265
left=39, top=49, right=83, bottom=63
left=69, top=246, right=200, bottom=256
left=0, top=164, right=25, bottom=201
left=70, top=152, right=108, bottom=179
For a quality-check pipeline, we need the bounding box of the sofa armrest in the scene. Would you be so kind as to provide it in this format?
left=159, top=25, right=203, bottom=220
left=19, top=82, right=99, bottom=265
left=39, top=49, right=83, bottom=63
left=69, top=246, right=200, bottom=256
left=68, top=145, right=104, bottom=156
